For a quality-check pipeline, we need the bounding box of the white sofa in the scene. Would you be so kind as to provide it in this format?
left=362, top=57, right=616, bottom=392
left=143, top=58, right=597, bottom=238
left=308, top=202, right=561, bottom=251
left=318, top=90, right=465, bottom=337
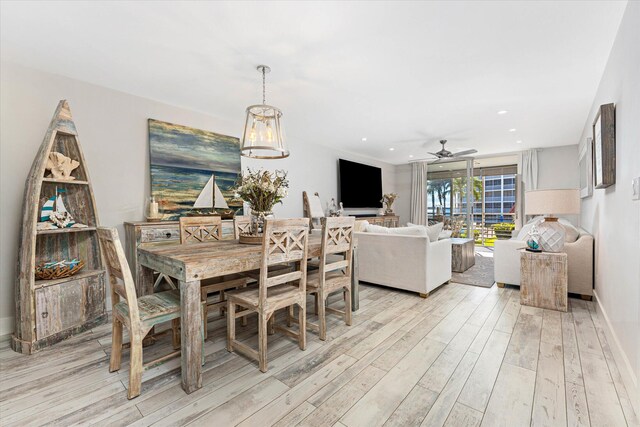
left=494, top=221, right=594, bottom=297
left=355, top=231, right=452, bottom=297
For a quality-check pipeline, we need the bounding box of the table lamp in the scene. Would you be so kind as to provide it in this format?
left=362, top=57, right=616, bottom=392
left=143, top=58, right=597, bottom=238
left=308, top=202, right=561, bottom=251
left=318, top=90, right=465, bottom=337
left=525, top=189, right=580, bottom=252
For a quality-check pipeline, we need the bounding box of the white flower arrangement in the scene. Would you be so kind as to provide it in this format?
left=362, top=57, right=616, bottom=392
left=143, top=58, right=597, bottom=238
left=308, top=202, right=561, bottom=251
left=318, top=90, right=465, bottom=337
left=234, top=168, right=289, bottom=212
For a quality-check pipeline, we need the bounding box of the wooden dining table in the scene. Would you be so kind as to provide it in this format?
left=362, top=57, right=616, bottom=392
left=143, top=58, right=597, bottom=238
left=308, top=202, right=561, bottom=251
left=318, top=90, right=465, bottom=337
left=137, top=234, right=359, bottom=394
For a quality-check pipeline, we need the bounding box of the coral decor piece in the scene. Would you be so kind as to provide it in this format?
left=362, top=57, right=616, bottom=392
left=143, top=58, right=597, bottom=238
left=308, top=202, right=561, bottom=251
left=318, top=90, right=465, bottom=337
left=45, top=152, right=80, bottom=180
left=381, top=193, right=398, bottom=215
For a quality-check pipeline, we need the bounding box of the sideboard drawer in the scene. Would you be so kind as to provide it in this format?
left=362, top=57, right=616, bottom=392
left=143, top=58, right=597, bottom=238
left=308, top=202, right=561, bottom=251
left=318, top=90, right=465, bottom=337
left=140, top=227, right=180, bottom=243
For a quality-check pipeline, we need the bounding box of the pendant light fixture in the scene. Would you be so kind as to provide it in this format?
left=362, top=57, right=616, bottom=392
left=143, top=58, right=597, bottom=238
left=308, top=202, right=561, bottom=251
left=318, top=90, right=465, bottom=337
left=240, top=65, right=289, bottom=159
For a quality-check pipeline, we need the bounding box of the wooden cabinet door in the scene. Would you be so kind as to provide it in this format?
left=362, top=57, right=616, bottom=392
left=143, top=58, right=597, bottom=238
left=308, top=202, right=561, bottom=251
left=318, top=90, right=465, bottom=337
left=35, top=274, right=105, bottom=339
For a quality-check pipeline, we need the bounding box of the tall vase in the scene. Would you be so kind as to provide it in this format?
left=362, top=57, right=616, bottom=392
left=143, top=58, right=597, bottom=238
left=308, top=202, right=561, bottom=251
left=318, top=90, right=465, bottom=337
left=250, top=210, right=274, bottom=236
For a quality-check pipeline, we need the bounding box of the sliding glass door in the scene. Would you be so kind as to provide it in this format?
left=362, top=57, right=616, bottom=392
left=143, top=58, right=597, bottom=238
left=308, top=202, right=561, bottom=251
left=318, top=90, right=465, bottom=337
left=427, top=162, right=517, bottom=246
left=427, top=159, right=474, bottom=241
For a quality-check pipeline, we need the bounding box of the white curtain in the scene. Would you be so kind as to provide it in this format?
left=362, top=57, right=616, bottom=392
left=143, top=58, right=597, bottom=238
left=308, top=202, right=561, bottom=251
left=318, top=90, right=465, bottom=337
left=410, top=162, right=428, bottom=225
left=521, top=149, right=539, bottom=225
left=522, top=149, right=538, bottom=191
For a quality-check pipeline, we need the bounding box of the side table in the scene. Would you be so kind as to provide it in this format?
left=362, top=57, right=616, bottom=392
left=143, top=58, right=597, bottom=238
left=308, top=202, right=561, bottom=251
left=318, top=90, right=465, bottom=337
left=451, top=238, right=475, bottom=273
left=520, top=251, right=568, bottom=312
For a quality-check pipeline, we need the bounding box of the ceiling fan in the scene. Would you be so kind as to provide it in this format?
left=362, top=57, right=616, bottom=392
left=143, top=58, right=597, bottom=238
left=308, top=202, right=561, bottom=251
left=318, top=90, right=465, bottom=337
left=410, top=140, right=477, bottom=163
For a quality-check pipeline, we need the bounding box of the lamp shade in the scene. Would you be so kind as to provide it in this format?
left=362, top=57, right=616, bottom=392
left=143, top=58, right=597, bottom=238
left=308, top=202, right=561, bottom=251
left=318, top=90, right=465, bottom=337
left=240, top=104, right=288, bottom=159
left=525, top=189, right=580, bottom=216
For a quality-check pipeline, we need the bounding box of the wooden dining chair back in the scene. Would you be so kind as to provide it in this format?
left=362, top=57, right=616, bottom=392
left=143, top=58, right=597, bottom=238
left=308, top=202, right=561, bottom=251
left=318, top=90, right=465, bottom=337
left=259, top=218, right=310, bottom=297
left=233, top=216, right=252, bottom=239
left=234, top=215, right=294, bottom=282
left=306, top=216, right=355, bottom=340
left=179, top=216, right=221, bottom=243
left=179, top=216, right=249, bottom=338
left=98, top=227, right=184, bottom=399
left=226, top=218, right=310, bottom=372
left=303, top=191, right=325, bottom=229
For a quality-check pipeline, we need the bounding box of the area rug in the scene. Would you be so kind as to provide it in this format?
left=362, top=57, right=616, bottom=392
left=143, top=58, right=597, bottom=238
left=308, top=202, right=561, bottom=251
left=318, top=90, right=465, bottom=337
left=451, top=249, right=495, bottom=288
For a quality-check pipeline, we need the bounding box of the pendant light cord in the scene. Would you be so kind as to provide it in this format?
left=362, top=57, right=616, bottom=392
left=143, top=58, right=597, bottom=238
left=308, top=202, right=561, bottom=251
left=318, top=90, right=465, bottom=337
left=262, top=67, right=266, bottom=105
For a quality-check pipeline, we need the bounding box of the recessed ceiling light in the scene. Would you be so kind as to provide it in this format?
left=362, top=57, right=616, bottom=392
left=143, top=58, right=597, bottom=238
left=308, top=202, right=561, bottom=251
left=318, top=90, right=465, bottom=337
left=389, top=148, right=395, bottom=151
left=516, top=140, right=522, bottom=144
left=438, top=165, right=443, bottom=168
left=509, top=128, right=517, bottom=132
left=409, top=154, right=414, bottom=158
left=497, top=110, right=508, bottom=115
left=361, top=137, right=367, bottom=142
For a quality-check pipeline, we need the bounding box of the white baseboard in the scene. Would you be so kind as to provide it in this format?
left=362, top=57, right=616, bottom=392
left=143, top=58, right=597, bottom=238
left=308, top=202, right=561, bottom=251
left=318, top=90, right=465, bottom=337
left=593, top=289, right=639, bottom=417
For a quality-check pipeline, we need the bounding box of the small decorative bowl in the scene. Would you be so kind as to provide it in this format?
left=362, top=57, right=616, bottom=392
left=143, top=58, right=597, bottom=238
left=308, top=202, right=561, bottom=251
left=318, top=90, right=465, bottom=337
left=35, top=260, right=85, bottom=280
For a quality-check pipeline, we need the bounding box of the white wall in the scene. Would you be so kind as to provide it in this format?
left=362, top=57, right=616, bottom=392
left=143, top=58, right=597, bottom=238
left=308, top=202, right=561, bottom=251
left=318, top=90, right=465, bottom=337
left=536, top=145, right=580, bottom=190
left=0, top=61, right=396, bottom=336
left=578, top=1, right=640, bottom=413
left=536, top=145, right=581, bottom=225
left=395, top=164, right=412, bottom=224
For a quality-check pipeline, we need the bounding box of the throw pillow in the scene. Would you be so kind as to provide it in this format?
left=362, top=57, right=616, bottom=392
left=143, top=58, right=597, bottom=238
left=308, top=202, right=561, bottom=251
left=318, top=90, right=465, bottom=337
left=439, top=230, right=453, bottom=240
left=559, top=219, right=580, bottom=242
left=387, top=226, right=428, bottom=237
left=364, top=224, right=390, bottom=234
left=426, top=222, right=444, bottom=242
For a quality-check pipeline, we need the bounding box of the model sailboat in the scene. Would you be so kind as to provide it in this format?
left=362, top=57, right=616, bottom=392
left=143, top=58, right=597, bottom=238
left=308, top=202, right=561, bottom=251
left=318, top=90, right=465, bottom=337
left=190, top=174, right=235, bottom=218
left=40, top=188, right=70, bottom=222
left=37, top=187, right=87, bottom=229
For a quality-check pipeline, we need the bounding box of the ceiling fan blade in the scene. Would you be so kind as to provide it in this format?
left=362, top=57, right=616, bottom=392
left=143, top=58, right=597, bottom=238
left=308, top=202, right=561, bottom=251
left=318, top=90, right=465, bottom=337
left=408, top=155, right=440, bottom=163
left=427, top=152, right=441, bottom=157
left=452, top=149, right=478, bottom=157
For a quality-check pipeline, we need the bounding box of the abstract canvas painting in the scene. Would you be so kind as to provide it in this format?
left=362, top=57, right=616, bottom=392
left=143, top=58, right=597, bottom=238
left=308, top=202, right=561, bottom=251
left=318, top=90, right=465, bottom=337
left=148, top=119, right=242, bottom=220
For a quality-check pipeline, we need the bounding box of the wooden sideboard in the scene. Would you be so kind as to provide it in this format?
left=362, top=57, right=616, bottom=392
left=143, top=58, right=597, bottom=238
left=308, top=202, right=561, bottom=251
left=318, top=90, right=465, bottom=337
left=124, top=220, right=234, bottom=289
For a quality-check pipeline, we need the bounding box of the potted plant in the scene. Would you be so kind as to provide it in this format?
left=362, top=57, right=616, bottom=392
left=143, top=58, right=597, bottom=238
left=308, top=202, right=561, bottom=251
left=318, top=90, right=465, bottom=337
left=493, top=222, right=515, bottom=240
left=234, top=168, right=289, bottom=239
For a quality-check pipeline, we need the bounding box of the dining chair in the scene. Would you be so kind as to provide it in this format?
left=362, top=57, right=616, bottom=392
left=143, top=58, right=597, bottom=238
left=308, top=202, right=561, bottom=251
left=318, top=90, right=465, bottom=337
left=233, top=215, right=252, bottom=239
left=233, top=215, right=293, bottom=281
left=226, top=218, right=309, bottom=372
left=305, top=216, right=355, bottom=340
left=179, top=216, right=250, bottom=337
left=98, top=227, right=196, bottom=399
left=302, top=191, right=325, bottom=230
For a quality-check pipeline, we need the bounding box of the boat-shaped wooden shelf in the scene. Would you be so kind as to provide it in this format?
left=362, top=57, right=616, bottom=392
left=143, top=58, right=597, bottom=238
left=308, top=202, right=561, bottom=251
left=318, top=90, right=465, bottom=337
left=12, top=100, right=107, bottom=354
left=42, top=178, right=89, bottom=185
left=36, top=226, right=97, bottom=235
left=34, top=269, right=106, bottom=289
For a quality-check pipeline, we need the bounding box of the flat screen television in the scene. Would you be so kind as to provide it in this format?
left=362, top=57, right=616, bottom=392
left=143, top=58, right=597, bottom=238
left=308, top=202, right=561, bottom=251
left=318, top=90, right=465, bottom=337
left=338, top=159, right=383, bottom=208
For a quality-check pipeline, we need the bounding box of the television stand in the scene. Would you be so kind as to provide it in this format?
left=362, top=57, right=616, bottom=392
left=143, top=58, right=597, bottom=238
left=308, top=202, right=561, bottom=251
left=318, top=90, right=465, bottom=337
left=353, top=215, right=399, bottom=228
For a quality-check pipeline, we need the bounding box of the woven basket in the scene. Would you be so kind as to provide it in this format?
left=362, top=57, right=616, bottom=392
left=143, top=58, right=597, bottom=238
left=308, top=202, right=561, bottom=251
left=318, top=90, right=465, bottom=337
left=35, top=260, right=85, bottom=280
left=238, top=233, right=263, bottom=245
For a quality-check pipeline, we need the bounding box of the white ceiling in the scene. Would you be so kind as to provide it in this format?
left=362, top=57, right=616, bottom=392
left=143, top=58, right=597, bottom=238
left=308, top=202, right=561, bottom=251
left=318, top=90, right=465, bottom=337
left=0, top=1, right=627, bottom=165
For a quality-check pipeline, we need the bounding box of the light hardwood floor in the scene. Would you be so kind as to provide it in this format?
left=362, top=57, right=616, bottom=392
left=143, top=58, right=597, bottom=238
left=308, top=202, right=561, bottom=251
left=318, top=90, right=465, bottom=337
left=0, top=282, right=637, bottom=426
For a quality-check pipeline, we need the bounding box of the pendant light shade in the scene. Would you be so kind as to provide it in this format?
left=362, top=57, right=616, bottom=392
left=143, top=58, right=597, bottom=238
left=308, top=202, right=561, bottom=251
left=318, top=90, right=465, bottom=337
left=240, top=65, right=289, bottom=159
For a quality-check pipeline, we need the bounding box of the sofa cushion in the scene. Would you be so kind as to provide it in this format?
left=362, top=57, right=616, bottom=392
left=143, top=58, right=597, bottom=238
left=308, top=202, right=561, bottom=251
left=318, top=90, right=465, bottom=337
left=407, top=221, right=444, bottom=241
left=364, top=224, right=428, bottom=237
